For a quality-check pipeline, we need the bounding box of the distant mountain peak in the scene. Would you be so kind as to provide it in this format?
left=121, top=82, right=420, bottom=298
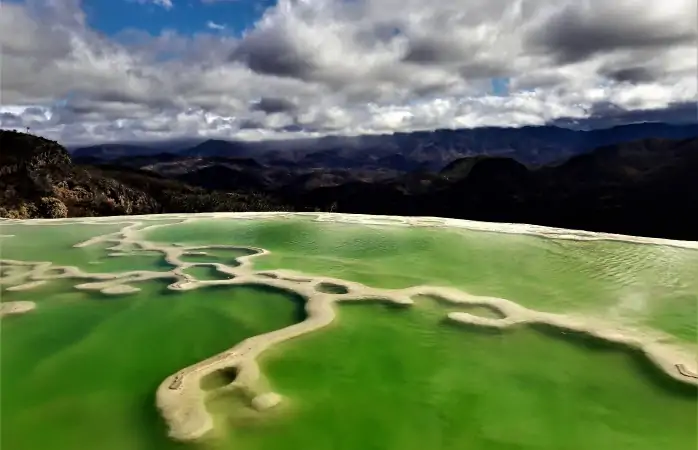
left=68, top=122, right=698, bottom=173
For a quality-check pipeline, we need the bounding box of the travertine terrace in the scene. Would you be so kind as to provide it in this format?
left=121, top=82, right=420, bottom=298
left=0, top=300, right=36, bottom=317
left=1, top=212, right=697, bottom=443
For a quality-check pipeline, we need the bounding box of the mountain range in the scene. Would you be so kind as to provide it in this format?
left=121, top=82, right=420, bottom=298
left=3, top=123, right=698, bottom=240
left=289, top=137, right=698, bottom=240
left=71, top=122, right=698, bottom=172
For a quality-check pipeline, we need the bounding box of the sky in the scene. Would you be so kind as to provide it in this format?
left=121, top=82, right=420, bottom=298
left=0, top=0, right=696, bottom=146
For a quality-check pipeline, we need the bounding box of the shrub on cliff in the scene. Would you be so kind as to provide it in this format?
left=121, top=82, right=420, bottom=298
left=38, top=197, right=68, bottom=218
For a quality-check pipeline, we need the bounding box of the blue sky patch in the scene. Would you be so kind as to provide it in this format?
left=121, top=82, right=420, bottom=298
left=490, top=77, right=511, bottom=96
left=83, top=0, right=277, bottom=37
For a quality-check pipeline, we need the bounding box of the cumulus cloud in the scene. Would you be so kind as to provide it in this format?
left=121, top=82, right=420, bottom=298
left=0, top=0, right=696, bottom=146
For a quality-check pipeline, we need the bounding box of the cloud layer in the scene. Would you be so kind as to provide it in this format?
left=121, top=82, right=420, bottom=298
left=1, top=0, right=696, bottom=146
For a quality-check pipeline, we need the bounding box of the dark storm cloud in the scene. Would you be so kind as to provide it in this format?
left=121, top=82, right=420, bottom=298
left=550, top=101, right=698, bottom=129
left=531, top=5, right=697, bottom=63
left=22, top=106, right=48, bottom=116
left=59, top=97, right=159, bottom=119
left=0, top=113, right=23, bottom=128
left=90, top=90, right=175, bottom=111
left=457, top=61, right=509, bottom=80
left=602, top=66, right=659, bottom=83
left=402, top=37, right=463, bottom=64
left=594, top=101, right=698, bottom=125
left=237, top=118, right=265, bottom=130
left=230, top=33, right=316, bottom=78
left=251, top=97, right=298, bottom=114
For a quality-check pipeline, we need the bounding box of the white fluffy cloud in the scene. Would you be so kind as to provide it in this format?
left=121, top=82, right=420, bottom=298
left=1, top=0, right=696, bottom=146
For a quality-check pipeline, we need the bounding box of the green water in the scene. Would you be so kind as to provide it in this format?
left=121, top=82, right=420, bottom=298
left=179, top=248, right=257, bottom=267
left=1, top=280, right=304, bottom=450
left=2, top=282, right=695, bottom=450
left=315, top=282, right=350, bottom=294
left=0, top=223, right=127, bottom=263
left=0, top=265, right=33, bottom=290
left=145, top=218, right=698, bottom=341
left=214, top=299, right=696, bottom=450
left=2, top=216, right=697, bottom=450
left=1, top=279, right=104, bottom=304
left=414, top=294, right=505, bottom=319
left=79, top=247, right=173, bottom=274
left=183, top=265, right=235, bottom=281
left=0, top=223, right=173, bottom=274
left=644, top=292, right=698, bottom=342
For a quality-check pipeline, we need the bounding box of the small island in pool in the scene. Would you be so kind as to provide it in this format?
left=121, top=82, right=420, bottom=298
left=1, top=212, right=696, bottom=450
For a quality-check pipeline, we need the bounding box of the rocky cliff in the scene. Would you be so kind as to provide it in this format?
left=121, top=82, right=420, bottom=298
left=0, top=130, right=289, bottom=219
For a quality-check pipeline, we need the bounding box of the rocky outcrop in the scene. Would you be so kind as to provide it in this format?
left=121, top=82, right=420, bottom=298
left=0, top=131, right=290, bottom=219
